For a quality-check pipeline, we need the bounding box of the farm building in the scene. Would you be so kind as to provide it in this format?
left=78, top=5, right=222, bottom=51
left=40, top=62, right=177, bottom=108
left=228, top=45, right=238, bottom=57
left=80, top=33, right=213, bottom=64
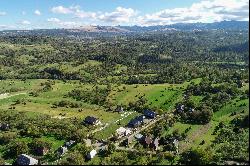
left=84, top=116, right=99, bottom=125
left=143, top=109, right=157, bottom=119
left=16, top=154, right=38, bottom=165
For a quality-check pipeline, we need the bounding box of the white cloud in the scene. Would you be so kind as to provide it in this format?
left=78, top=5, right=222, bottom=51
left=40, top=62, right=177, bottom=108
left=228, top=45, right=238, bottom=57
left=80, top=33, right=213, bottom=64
left=47, top=18, right=61, bottom=23
left=47, top=17, right=82, bottom=28
left=20, top=20, right=31, bottom=25
left=0, top=11, right=6, bottom=16
left=51, top=5, right=97, bottom=19
left=137, top=0, right=249, bottom=26
left=98, top=7, right=137, bottom=23
left=34, top=10, right=41, bottom=16
left=51, top=6, right=73, bottom=14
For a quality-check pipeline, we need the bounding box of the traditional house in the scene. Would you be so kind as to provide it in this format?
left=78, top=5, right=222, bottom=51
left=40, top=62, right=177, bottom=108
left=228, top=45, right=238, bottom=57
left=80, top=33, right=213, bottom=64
left=57, top=146, right=68, bottom=156
left=84, top=116, right=99, bottom=125
left=87, top=149, right=97, bottom=159
left=143, top=109, right=157, bottom=119
left=17, top=154, right=38, bottom=165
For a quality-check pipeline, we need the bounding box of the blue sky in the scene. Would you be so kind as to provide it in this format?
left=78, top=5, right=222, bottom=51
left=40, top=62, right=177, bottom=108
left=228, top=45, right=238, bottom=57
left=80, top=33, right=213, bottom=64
left=0, top=0, right=249, bottom=30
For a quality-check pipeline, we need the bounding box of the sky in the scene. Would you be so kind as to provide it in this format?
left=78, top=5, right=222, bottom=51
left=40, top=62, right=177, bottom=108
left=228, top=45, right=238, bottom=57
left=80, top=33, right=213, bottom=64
left=0, top=0, right=249, bottom=30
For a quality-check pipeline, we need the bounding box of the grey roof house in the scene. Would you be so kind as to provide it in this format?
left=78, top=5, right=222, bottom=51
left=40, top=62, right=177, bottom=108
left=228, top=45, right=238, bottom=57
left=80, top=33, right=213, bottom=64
left=143, top=109, right=157, bottom=119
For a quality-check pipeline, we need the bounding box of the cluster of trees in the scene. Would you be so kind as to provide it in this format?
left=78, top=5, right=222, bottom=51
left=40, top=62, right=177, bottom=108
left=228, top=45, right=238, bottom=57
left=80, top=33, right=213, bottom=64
left=68, top=86, right=111, bottom=105
left=0, top=110, right=89, bottom=159
left=175, top=100, right=213, bottom=124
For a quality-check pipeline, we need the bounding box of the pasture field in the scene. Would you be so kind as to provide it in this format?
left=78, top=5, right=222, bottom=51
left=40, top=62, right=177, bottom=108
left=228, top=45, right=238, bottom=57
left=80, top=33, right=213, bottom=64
left=0, top=79, right=188, bottom=141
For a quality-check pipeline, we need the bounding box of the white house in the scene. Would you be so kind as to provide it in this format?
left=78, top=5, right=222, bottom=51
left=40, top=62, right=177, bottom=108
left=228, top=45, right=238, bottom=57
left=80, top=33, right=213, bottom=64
left=116, top=127, right=131, bottom=137
left=87, top=149, right=97, bottom=159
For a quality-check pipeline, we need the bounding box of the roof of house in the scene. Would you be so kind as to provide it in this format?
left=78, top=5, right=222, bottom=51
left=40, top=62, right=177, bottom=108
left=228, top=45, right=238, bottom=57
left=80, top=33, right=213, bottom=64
left=153, top=138, right=159, bottom=147
left=87, top=149, right=97, bottom=159
left=128, top=118, right=141, bottom=127
left=143, top=109, right=156, bottom=118
left=135, top=133, right=144, bottom=140
left=136, top=115, right=145, bottom=122
left=17, top=154, right=38, bottom=165
left=58, top=146, right=68, bottom=154
left=84, top=116, right=98, bottom=124
left=144, top=136, right=153, bottom=145
left=65, top=140, right=76, bottom=147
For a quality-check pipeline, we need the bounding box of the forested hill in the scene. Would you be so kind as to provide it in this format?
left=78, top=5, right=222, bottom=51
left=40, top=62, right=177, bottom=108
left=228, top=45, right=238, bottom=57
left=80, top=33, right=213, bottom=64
left=0, top=21, right=248, bottom=37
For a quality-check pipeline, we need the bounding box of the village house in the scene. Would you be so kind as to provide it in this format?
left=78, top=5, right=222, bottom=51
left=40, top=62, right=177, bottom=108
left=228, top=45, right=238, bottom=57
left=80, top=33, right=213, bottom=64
left=57, top=146, right=68, bottom=156
left=16, top=154, right=38, bottom=165
left=84, top=116, right=100, bottom=125
left=143, top=109, right=157, bottom=119
left=128, top=115, right=146, bottom=128
left=87, top=149, right=97, bottom=159
left=142, top=136, right=159, bottom=150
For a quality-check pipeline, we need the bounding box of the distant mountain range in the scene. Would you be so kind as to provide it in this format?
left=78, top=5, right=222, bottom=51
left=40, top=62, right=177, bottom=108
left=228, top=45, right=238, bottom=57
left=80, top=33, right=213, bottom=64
left=0, top=21, right=248, bottom=37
